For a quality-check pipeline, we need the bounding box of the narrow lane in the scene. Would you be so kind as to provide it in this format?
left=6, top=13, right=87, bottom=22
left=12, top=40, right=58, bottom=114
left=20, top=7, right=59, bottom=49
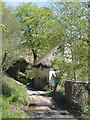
left=27, top=89, right=77, bottom=119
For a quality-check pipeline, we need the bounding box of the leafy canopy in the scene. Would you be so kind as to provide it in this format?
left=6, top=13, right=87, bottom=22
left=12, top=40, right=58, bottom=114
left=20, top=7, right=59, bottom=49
left=16, top=3, right=63, bottom=61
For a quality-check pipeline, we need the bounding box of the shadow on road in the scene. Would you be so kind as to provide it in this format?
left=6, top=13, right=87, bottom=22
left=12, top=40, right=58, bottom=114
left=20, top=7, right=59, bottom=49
left=26, top=88, right=78, bottom=119
left=47, top=90, right=82, bottom=120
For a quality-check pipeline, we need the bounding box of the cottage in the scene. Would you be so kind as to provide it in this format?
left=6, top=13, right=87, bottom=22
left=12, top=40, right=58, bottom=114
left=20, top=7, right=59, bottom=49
left=33, top=44, right=61, bottom=90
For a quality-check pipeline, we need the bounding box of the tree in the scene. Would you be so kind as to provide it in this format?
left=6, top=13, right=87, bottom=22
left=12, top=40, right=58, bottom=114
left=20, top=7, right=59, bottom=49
left=16, top=3, right=64, bottom=62
left=1, top=2, right=22, bottom=71
left=52, top=2, right=88, bottom=81
left=88, top=1, right=90, bottom=82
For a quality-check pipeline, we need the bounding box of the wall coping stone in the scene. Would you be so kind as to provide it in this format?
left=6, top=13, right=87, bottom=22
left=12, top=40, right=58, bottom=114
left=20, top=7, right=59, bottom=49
left=65, top=80, right=89, bottom=84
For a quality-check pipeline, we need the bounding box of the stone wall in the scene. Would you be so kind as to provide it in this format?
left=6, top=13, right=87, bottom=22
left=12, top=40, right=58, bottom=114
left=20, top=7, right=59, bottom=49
left=35, top=67, right=49, bottom=90
left=65, top=80, right=90, bottom=104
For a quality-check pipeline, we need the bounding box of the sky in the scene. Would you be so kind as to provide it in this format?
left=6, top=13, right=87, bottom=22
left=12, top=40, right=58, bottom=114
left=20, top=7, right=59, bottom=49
left=2, top=0, right=51, bottom=9
left=2, top=0, right=89, bottom=9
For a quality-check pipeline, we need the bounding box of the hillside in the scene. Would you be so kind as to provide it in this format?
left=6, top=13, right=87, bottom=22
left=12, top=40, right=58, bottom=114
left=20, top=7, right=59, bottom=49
left=2, top=74, right=29, bottom=118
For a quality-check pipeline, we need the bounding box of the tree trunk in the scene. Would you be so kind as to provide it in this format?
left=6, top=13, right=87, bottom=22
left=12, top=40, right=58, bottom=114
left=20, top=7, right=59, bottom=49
left=73, top=68, right=76, bottom=81
left=32, top=49, right=37, bottom=63
left=2, top=50, right=7, bottom=65
left=70, top=20, right=76, bottom=81
left=88, top=2, right=90, bottom=82
left=72, top=52, right=76, bottom=81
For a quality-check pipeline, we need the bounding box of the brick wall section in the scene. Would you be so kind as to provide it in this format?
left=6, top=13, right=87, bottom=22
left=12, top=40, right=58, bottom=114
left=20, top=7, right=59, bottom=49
left=65, top=80, right=90, bottom=104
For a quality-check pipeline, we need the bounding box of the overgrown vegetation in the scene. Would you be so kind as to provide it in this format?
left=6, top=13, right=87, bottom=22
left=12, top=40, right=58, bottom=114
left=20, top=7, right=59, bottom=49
left=6, top=58, right=34, bottom=85
left=2, top=75, right=29, bottom=118
left=80, top=100, right=90, bottom=119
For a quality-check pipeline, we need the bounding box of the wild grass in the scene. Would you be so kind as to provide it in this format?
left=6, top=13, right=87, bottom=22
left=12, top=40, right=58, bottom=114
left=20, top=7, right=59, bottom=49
left=2, top=75, right=29, bottom=118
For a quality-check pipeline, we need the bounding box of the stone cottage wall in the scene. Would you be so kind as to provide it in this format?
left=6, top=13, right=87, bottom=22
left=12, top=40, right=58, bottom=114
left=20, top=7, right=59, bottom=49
left=35, top=67, right=49, bottom=90
left=65, top=80, right=90, bottom=104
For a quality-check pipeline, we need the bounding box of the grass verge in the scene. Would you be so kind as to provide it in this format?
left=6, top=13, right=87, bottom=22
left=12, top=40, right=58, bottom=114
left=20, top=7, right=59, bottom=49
left=2, top=74, right=29, bottom=118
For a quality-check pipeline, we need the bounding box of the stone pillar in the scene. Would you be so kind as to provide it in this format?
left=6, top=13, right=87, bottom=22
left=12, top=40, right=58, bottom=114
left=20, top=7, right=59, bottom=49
left=65, top=80, right=72, bottom=103
left=65, top=81, right=89, bottom=104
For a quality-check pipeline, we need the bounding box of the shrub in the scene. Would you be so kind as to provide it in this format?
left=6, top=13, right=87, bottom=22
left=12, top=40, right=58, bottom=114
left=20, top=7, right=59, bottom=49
left=2, top=75, right=28, bottom=104
left=6, top=59, right=34, bottom=85
left=17, top=70, right=28, bottom=84
left=56, top=84, right=65, bottom=95
left=6, top=58, right=28, bottom=80
left=81, top=100, right=90, bottom=118
left=25, top=65, right=34, bottom=80
left=44, top=84, right=50, bottom=91
left=9, top=93, right=19, bottom=103
left=2, top=82, right=12, bottom=97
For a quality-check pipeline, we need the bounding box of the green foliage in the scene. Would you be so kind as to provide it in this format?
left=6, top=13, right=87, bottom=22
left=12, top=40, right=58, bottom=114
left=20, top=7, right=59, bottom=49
left=2, top=97, right=28, bottom=118
left=85, top=83, right=90, bottom=93
left=9, top=93, right=19, bottom=103
left=2, top=75, right=28, bottom=104
left=2, top=81, right=12, bottom=97
left=52, top=53, right=88, bottom=82
left=1, top=2, right=22, bottom=72
left=44, top=84, right=50, bottom=91
left=56, top=84, right=65, bottom=95
left=6, top=58, right=35, bottom=84
left=51, top=56, right=73, bottom=94
left=2, top=75, right=29, bottom=118
left=16, top=3, right=62, bottom=61
left=16, top=65, right=35, bottom=84
left=6, top=58, right=28, bottom=83
left=46, top=88, right=53, bottom=94
left=25, top=65, right=34, bottom=80
left=81, top=100, right=90, bottom=119
left=52, top=57, right=73, bottom=80
left=51, top=2, right=88, bottom=82
left=0, top=2, right=7, bottom=33
left=17, top=71, right=28, bottom=84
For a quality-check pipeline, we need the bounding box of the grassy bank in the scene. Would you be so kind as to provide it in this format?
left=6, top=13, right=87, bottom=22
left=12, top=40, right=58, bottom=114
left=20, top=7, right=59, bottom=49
left=2, top=75, right=29, bottom=118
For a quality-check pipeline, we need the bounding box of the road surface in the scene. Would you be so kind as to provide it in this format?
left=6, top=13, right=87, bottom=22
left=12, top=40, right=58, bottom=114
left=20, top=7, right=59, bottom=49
left=26, top=88, right=77, bottom=119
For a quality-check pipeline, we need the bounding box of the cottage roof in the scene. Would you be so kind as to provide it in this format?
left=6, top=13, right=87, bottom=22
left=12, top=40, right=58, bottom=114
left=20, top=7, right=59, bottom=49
left=33, top=43, right=61, bottom=68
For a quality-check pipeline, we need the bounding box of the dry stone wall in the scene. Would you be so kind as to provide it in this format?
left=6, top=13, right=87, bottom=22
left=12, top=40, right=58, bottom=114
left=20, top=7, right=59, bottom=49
left=65, top=80, right=90, bottom=104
